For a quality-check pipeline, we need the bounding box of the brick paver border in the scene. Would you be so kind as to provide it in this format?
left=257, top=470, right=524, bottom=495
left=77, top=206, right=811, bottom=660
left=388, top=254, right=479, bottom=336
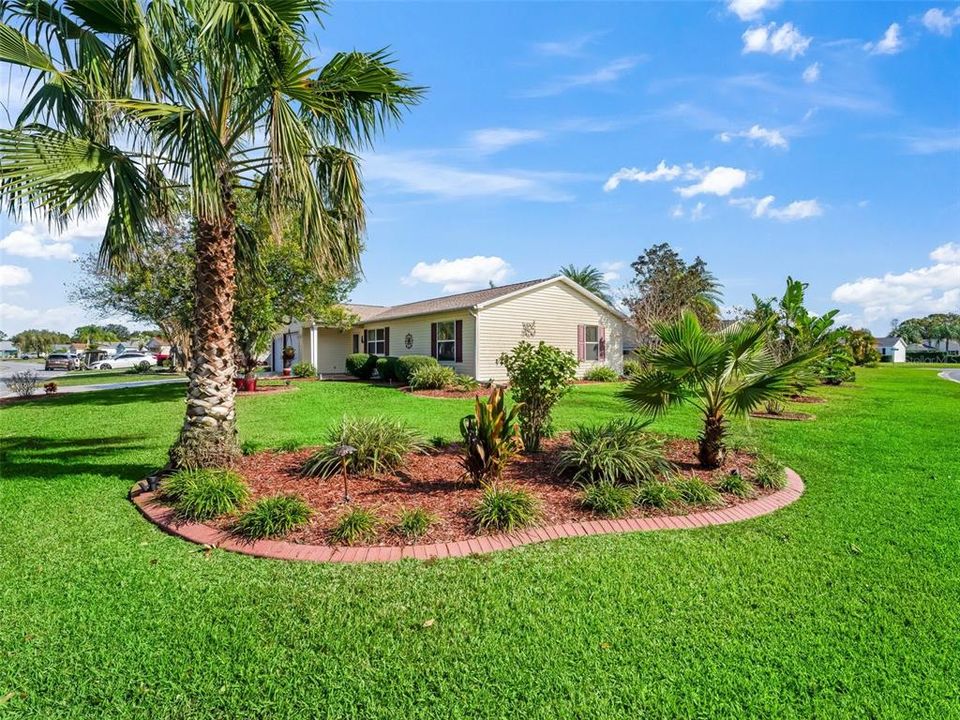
left=130, top=468, right=804, bottom=564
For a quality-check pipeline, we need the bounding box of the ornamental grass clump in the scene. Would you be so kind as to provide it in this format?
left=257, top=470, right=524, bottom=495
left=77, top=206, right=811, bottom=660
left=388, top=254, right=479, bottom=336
left=393, top=507, right=437, bottom=540
left=555, top=417, right=673, bottom=487
left=633, top=480, right=681, bottom=509
left=472, top=485, right=540, bottom=532
left=301, top=416, right=424, bottom=478
left=167, top=469, right=250, bottom=521
left=408, top=364, right=456, bottom=390
left=752, top=457, right=788, bottom=490
left=674, top=476, right=723, bottom=507
left=716, top=471, right=755, bottom=498
left=580, top=482, right=634, bottom=517
left=583, top=365, right=619, bottom=382
left=233, top=494, right=312, bottom=539
left=330, top=507, right=380, bottom=545
left=459, top=387, right=523, bottom=484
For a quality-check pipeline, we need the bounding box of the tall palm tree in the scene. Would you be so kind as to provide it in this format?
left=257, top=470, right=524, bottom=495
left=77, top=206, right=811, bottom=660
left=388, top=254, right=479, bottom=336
left=559, top=264, right=613, bottom=304
left=621, top=311, right=813, bottom=467
left=0, top=1, right=422, bottom=467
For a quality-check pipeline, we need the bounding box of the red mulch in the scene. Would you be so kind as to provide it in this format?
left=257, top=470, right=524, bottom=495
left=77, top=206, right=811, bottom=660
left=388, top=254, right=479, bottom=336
left=789, top=395, right=826, bottom=404
left=404, top=387, right=489, bottom=399
left=203, top=437, right=770, bottom=546
left=749, top=411, right=815, bottom=421
left=0, top=392, right=61, bottom=405
left=238, top=384, right=297, bottom=395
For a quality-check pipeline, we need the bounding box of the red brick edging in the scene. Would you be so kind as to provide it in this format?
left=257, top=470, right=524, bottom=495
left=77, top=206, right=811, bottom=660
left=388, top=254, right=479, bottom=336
left=130, top=469, right=804, bottom=564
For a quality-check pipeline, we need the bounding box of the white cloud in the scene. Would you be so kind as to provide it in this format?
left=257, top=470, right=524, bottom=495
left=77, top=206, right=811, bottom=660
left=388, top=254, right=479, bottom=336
left=677, top=166, right=748, bottom=198
left=0, top=212, right=108, bottom=261
left=727, top=0, right=781, bottom=22
left=690, top=202, right=707, bottom=221
left=362, top=152, right=576, bottom=202
left=0, top=302, right=94, bottom=334
left=922, top=7, right=960, bottom=36
left=831, top=244, right=960, bottom=325
left=865, top=23, right=903, bottom=55
left=533, top=32, right=605, bottom=57
left=598, top=260, right=626, bottom=283
left=468, top=128, right=546, bottom=154
left=742, top=22, right=811, bottom=59
left=403, top=256, right=513, bottom=293
left=802, top=62, right=821, bottom=83
left=899, top=129, right=960, bottom=154
left=718, top=124, right=789, bottom=149
left=0, top=264, right=32, bottom=287
left=603, top=161, right=684, bottom=191
left=730, top=195, right=823, bottom=221
left=524, top=56, right=643, bottom=97
left=670, top=204, right=685, bottom=219
left=930, top=242, right=960, bottom=263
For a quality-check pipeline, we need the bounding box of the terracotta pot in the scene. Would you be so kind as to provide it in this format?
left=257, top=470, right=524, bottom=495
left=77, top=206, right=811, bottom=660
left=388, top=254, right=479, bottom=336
left=243, top=377, right=257, bottom=392
left=282, top=368, right=291, bottom=377
left=234, top=378, right=245, bottom=391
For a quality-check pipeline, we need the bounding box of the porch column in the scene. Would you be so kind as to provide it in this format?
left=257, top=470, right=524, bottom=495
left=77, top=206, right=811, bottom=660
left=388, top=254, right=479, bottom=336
left=310, top=325, right=318, bottom=369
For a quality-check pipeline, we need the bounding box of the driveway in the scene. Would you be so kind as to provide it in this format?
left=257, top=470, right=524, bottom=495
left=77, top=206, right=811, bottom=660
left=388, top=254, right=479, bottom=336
left=940, top=369, right=960, bottom=384
left=0, top=361, right=185, bottom=399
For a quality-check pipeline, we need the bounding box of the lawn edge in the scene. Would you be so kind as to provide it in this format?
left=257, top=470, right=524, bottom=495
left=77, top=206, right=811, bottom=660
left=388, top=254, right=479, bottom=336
left=129, top=469, right=804, bottom=564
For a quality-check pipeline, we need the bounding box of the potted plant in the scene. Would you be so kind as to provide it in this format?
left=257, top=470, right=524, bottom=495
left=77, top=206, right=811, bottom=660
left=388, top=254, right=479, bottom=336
left=281, top=346, right=296, bottom=377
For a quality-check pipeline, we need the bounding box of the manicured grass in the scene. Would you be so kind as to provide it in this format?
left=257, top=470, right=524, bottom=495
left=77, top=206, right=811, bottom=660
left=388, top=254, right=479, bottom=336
left=1, top=368, right=958, bottom=718
left=50, top=369, right=185, bottom=387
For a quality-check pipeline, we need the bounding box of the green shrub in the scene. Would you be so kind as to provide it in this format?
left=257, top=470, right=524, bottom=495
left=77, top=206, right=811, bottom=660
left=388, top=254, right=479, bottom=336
left=330, top=507, right=379, bottom=545
left=240, top=439, right=261, bottom=456
left=634, top=480, right=680, bottom=509
left=129, top=360, right=152, bottom=374
left=429, top=435, right=447, bottom=449
left=393, top=507, right=436, bottom=540
left=622, top=359, right=644, bottom=378
left=291, top=361, right=316, bottom=378
left=409, top=364, right=456, bottom=390
left=274, top=438, right=303, bottom=453
left=472, top=485, right=540, bottom=532
left=583, top=365, right=619, bottom=382
left=460, top=387, right=523, bottom=484
left=716, top=472, right=755, bottom=498
left=580, top=481, right=633, bottom=517
left=555, top=417, right=673, bottom=486
left=345, top=353, right=377, bottom=380
left=395, top=355, right=438, bottom=384
left=170, top=469, right=250, bottom=521
left=375, top=356, right=399, bottom=382
left=232, top=494, right=312, bottom=539
left=498, top=341, right=578, bottom=452
left=674, top=476, right=723, bottom=507
left=815, top=349, right=856, bottom=386
left=301, top=416, right=425, bottom=478
left=451, top=373, right=480, bottom=392
left=752, top=457, right=788, bottom=490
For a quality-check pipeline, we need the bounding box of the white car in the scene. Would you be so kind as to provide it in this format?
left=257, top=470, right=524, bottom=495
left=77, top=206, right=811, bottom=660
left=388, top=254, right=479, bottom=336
left=89, top=351, right=157, bottom=370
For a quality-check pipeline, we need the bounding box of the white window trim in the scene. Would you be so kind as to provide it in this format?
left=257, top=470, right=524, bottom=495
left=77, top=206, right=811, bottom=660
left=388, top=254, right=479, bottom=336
left=436, top=320, right=457, bottom=364
left=366, top=328, right=386, bottom=356
left=584, top=325, right=600, bottom=362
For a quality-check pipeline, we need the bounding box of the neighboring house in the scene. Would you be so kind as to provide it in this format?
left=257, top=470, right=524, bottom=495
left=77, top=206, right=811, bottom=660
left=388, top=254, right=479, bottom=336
left=0, top=341, right=18, bottom=358
left=923, top=337, right=959, bottom=354
left=874, top=336, right=907, bottom=363
left=269, top=276, right=628, bottom=381
left=145, top=337, right=173, bottom=360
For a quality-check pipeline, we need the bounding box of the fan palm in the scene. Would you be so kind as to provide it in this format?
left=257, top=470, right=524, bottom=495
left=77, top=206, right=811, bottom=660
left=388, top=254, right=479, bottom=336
left=559, top=264, right=613, bottom=304
left=621, top=311, right=814, bottom=468
left=0, top=1, right=422, bottom=466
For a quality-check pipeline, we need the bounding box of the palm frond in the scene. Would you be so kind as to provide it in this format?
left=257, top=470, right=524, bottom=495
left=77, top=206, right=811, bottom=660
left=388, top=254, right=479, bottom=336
left=620, top=370, right=691, bottom=417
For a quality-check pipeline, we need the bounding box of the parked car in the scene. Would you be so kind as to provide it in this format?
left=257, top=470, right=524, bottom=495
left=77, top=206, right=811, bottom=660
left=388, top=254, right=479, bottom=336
left=44, top=353, right=81, bottom=371
left=88, top=351, right=157, bottom=370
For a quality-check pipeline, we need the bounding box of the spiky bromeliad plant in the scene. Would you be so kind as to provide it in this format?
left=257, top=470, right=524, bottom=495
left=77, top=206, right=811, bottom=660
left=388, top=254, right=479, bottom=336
left=459, top=386, right=523, bottom=485
left=0, top=1, right=422, bottom=468
left=621, top=311, right=813, bottom=468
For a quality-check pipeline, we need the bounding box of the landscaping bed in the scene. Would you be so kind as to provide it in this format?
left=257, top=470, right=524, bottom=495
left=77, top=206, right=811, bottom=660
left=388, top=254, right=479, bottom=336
left=749, top=410, right=816, bottom=421
left=179, top=436, right=776, bottom=547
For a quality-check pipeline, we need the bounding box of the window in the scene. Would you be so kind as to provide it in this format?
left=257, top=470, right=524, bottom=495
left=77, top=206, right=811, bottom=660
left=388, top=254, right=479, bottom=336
left=583, top=325, right=600, bottom=361
left=366, top=328, right=386, bottom=356
left=436, top=321, right=456, bottom=362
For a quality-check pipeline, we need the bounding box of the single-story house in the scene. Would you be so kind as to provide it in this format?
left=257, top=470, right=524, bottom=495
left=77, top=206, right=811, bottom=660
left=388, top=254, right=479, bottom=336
left=874, top=336, right=907, bottom=362
left=145, top=337, right=173, bottom=361
left=269, top=276, right=629, bottom=382
left=0, top=340, right=18, bottom=358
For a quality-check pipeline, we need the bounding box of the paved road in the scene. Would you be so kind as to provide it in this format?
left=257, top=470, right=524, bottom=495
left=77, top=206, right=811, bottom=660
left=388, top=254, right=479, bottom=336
left=940, top=369, right=960, bottom=384
left=0, top=360, right=185, bottom=399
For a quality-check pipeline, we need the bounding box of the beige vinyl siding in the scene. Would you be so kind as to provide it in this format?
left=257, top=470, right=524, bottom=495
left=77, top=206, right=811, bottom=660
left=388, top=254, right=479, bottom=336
left=359, top=311, right=476, bottom=378
left=475, top=282, right=624, bottom=382
left=300, top=328, right=354, bottom=374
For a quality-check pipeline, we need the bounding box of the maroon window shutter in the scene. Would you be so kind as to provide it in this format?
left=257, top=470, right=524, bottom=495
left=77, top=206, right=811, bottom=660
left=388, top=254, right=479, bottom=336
left=455, top=320, right=463, bottom=363
left=352, top=334, right=359, bottom=354
left=384, top=327, right=390, bottom=356
left=577, top=324, right=585, bottom=362
left=430, top=323, right=438, bottom=358
left=599, top=325, right=606, bottom=361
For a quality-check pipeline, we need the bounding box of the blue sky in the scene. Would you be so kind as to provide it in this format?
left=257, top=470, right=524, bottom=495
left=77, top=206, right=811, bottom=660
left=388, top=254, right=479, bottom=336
left=1, top=0, right=958, bottom=336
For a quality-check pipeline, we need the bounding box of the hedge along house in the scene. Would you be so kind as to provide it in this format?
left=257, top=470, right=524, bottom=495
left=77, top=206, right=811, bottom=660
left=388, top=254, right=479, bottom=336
left=269, top=276, right=629, bottom=382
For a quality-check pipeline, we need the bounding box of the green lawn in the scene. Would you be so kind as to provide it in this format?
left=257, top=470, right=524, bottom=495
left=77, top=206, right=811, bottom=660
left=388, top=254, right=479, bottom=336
left=1, top=368, right=958, bottom=718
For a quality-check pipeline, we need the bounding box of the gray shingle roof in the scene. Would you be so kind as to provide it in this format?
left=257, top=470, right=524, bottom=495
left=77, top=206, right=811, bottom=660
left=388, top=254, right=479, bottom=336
left=356, top=278, right=549, bottom=323
left=342, top=303, right=387, bottom=322
left=874, top=336, right=903, bottom=345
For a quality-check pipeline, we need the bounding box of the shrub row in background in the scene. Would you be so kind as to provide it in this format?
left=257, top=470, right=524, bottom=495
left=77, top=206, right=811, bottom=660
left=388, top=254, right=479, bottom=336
left=291, top=361, right=316, bottom=378
left=583, top=365, right=619, bottom=382
left=345, top=353, right=378, bottom=379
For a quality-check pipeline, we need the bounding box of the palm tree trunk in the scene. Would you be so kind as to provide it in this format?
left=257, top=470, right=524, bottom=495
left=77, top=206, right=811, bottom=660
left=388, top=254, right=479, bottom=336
left=698, top=413, right=726, bottom=468
left=169, top=202, right=240, bottom=469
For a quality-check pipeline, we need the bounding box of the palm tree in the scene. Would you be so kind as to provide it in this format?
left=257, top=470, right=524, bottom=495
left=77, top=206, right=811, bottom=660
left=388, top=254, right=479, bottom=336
left=559, top=264, right=613, bottom=304
left=0, top=1, right=422, bottom=467
left=621, top=311, right=813, bottom=468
